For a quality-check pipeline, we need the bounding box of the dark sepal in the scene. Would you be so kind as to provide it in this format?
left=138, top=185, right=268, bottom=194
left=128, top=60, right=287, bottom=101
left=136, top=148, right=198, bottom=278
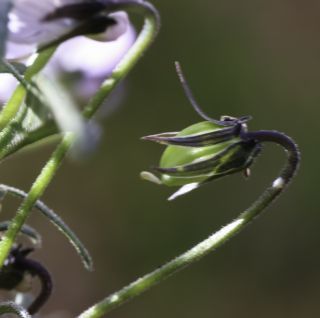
left=39, top=14, right=117, bottom=52
left=43, top=2, right=106, bottom=21
left=143, top=124, right=241, bottom=147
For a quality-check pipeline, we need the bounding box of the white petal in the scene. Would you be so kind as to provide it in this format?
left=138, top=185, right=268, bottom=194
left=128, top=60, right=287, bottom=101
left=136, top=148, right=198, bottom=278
left=168, top=183, right=200, bottom=201
left=140, top=171, right=162, bottom=185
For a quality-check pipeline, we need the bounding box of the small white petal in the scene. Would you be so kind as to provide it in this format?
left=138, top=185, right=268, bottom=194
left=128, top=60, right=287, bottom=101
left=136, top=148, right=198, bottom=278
left=168, top=183, right=200, bottom=201
left=140, top=171, right=162, bottom=185
left=272, top=177, right=285, bottom=189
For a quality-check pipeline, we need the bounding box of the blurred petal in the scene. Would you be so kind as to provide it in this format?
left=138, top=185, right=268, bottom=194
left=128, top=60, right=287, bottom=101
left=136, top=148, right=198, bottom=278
left=5, top=41, right=36, bottom=60
left=7, top=0, right=133, bottom=61
left=8, top=0, right=76, bottom=45
left=47, top=22, right=136, bottom=78
left=0, top=73, right=18, bottom=103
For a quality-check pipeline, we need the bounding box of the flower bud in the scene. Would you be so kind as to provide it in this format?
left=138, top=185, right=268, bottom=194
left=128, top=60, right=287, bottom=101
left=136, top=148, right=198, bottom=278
left=142, top=118, right=261, bottom=200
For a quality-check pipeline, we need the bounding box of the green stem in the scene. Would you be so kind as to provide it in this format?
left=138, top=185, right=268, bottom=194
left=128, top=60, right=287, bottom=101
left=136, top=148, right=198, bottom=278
left=0, top=184, right=93, bottom=270
left=0, top=133, right=75, bottom=267
left=0, top=48, right=56, bottom=131
left=77, top=132, right=300, bottom=318
left=0, top=1, right=159, bottom=266
left=83, top=1, right=159, bottom=118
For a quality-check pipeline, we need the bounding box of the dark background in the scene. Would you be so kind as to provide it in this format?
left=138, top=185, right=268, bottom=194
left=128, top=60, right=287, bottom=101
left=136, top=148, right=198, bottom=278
left=1, top=0, right=320, bottom=317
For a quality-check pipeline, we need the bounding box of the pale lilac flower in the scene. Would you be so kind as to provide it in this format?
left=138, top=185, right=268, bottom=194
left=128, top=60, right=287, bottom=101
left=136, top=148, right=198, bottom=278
left=0, top=74, right=18, bottom=104
left=0, top=0, right=137, bottom=158
left=7, top=0, right=80, bottom=59
left=2, top=0, right=136, bottom=102
left=46, top=21, right=136, bottom=100
left=6, top=0, right=131, bottom=60
left=46, top=12, right=136, bottom=79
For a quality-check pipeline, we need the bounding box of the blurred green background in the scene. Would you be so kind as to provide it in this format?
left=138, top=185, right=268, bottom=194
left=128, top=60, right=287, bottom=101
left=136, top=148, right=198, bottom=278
left=1, top=0, right=320, bottom=317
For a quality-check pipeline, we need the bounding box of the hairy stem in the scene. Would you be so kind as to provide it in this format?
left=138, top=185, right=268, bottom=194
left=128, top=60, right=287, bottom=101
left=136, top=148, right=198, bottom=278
left=0, top=133, right=75, bottom=267
left=78, top=131, right=299, bottom=318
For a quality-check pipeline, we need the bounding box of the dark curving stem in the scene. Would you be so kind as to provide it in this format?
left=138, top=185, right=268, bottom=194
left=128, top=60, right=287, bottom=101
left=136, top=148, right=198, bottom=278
left=236, top=129, right=300, bottom=222
left=15, top=256, right=53, bottom=315
left=245, top=130, right=300, bottom=181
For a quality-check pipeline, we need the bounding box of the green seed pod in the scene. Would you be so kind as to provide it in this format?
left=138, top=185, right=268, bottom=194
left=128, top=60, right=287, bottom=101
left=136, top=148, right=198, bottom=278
left=141, top=62, right=261, bottom=199
left=142, top=120, right=261, bottom=200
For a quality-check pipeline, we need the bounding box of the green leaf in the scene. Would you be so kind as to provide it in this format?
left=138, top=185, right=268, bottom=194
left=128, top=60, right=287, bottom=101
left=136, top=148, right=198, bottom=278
left=0, top=72, right=92, bottom=161
left=0, top=98, right=57, bottom=161
left=0, top=0, right=12, bottom=59
left=0, top=61, right=57, bottom=159
left=0, top=63, right=89, bottom=160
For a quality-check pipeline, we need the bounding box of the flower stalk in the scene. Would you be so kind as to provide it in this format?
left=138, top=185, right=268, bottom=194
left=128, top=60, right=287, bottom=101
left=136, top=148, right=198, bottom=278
left=0, top=132, right=74, bottom=268
left=83, top=0, right=160, bottom=118
left=77, top=62, right=300, bottom=317
left=78, top=130, right=299, bottom=318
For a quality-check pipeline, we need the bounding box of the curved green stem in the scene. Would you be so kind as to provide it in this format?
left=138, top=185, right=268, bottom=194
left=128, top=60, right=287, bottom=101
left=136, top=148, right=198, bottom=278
left=0, top=221, right=42, bottom=247
left=0, top=1, right=159, bottom=268
left=0, top=184, right=93, bottom=270
left=0, top=132, right=74, bottom=268
left=83, top=0, right=160, bottom=118
left=0, top=47, right=56, bottom=131
left=77, top=131, right=299, bottom=318
left=0, top=301, right=31, bottom=318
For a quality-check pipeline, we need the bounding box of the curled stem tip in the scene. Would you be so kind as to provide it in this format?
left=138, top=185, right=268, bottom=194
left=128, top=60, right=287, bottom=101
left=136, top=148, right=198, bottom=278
left=21, top=258, right=53, bottom=315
